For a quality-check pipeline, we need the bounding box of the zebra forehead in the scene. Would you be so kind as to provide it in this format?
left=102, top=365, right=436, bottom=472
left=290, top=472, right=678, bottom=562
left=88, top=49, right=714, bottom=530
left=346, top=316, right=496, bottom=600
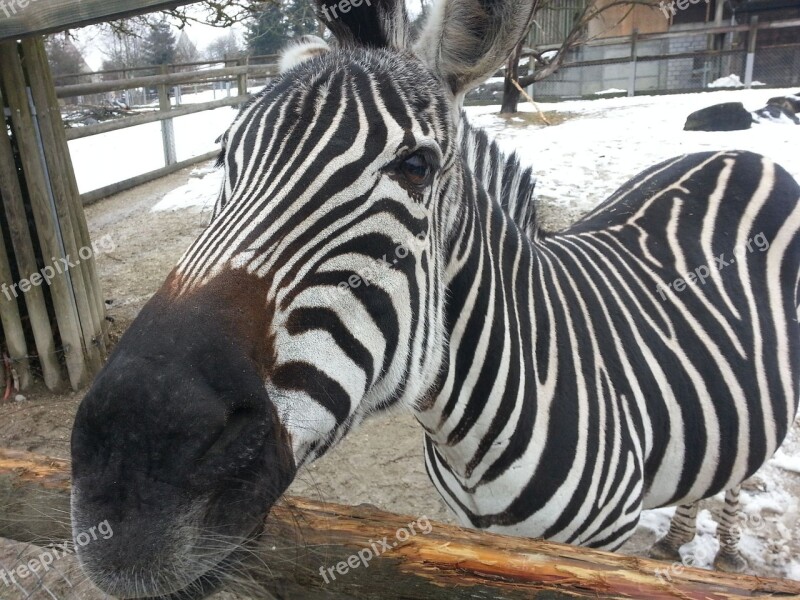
left=235, top=48, right=448, bottom=136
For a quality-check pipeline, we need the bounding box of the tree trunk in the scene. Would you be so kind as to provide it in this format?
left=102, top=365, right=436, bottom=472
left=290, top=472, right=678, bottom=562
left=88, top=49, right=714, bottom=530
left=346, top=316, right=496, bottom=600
left=500, top=40, right=524, bottom=114
left=2, top=448, right=800, bottom=599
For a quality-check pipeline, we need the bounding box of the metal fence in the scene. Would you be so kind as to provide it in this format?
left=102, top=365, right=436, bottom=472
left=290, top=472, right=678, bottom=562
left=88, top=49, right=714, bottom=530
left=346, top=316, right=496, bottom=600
left=530, top=18, right=800, bottom=100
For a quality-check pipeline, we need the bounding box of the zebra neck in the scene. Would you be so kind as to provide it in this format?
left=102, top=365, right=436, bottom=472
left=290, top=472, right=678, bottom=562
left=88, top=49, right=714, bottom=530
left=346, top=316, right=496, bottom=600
left=417, top=169, right=544, bottom=483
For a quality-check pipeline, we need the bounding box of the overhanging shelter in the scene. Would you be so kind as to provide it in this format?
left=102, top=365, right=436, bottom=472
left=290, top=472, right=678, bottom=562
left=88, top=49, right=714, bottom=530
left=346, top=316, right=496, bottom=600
left=0, top=1, right=197, bottom=391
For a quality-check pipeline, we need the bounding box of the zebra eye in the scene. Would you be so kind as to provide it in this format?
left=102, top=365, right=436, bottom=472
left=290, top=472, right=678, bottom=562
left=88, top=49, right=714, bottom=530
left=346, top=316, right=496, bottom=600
left=395, top=151, right=434, bottom=189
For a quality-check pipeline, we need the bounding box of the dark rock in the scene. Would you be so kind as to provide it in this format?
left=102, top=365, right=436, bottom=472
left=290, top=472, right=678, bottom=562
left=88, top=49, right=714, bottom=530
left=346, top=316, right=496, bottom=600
left=684, top=102, right=753, bottom=131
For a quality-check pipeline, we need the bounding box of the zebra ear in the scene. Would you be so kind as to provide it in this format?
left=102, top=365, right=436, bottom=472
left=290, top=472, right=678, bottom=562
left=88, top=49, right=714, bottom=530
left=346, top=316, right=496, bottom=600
left=414, top=0, right=536, bottom=105
left=279, top=35, right=331, bottom=73
left=313, top=0, right=410, bottom=49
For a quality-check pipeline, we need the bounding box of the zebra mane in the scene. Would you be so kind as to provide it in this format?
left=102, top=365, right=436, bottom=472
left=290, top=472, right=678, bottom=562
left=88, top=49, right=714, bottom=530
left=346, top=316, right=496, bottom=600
left=459, top=118, right=538, bottom=238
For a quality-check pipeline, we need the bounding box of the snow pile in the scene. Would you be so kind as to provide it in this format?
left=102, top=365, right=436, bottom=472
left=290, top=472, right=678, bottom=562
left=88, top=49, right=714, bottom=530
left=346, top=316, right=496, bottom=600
left=151, top=166, right=223, bottom=213
left=594, top=88, right=627, bottom=95
left=708, top=74, right=766, bottom=88
left=709, top=74, right=745, bottom=88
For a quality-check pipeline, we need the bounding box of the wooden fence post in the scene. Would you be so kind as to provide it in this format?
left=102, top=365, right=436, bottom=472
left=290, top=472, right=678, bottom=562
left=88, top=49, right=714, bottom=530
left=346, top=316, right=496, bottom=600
left=237, top=57, right=249, bottom=101
left=0, top=37, right=107, bottom=391
left=22, top=38, right=106, bottom=372
left=0, top=42, right=89, bottom=389
left=0, top=78, right=62, bottom=391
left=159, top=64, right=177, bottom=166
left=0, top=224, right=31, bottom=391
left=628, top=28, right=638, bottom=97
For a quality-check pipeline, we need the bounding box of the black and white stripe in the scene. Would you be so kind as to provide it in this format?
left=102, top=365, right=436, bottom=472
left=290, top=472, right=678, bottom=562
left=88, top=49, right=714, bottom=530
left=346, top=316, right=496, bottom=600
left=420, top=149, right=800, bottom=549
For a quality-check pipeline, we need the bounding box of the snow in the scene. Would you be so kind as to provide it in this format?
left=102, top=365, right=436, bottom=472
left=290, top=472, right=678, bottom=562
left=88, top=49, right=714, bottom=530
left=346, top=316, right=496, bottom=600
left=594, top=88, right=627, bottom=95
left=151, top=165, right=223, bottom=213
left=708, top=74, right=766, bottom=88
left=771, top=449, right=800, bottom=475
left=636, top=420, right=800, bottom=579
left=465, top=88, right=800, bottom=216
left=69, top=105, right=237, bottom=194
left=541, top=49, right=558, bottom=61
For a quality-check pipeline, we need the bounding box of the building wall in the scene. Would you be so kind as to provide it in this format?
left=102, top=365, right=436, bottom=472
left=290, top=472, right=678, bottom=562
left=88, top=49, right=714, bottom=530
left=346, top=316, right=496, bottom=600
left=587, top=1, right=670, bottom=38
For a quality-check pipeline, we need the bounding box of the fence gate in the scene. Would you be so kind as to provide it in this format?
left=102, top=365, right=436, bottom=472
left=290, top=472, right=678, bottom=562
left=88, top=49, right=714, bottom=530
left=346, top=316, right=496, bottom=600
left=0, top=37, right=107, bottom=393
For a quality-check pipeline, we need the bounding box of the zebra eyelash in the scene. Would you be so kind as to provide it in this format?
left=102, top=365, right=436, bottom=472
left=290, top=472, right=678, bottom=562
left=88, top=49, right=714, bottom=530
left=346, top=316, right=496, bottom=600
left=383, top=147, right=440, bottom=197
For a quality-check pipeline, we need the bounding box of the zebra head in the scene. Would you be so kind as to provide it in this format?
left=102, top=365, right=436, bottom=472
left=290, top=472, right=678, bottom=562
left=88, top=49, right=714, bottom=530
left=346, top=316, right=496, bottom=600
left=71, top=0, right=535, bottom=597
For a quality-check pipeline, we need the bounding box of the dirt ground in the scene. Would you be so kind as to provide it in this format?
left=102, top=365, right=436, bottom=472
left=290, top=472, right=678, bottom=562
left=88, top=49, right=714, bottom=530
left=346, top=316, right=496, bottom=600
left=1, top=161, right=799, bottom=599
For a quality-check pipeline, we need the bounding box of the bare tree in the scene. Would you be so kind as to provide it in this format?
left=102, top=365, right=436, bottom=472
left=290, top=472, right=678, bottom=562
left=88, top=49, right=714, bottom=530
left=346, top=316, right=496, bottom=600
left=501, top=0, right=660, bottom=114
left=205, top=31, right=245, bottom=61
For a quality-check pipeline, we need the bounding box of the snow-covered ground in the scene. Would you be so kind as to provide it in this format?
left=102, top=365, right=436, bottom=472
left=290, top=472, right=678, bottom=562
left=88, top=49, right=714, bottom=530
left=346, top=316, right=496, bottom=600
left=467, top=87, right=799, bottom=218
left=69, top=106, right=236, bottom=193
left=68, top=85, right=266, bottom=194
left=79, top=88, right=800, bottom=579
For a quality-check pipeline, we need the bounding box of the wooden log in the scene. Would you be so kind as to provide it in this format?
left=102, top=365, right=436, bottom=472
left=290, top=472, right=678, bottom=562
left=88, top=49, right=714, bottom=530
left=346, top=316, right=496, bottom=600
left=0, top=224, right=31, bottom=390
left=0, top=41, right=88, bottom=389
left=1, top=448, right=799, bottom=599
left=0, top=0, right=197, bottom=42
left=21, top=37, right=106, bottom=371
left=23, top=37, right=108, bottom=350
left=0, top=45, right=63, bottom=391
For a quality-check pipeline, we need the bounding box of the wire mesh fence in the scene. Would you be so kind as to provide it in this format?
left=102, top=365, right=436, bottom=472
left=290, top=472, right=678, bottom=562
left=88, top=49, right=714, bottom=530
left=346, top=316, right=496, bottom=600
left=529, top=20, right=800, bottom=100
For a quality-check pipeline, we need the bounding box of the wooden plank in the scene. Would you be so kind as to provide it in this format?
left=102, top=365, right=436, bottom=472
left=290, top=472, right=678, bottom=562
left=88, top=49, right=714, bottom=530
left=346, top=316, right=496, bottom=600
left=0, top=41, right=88, bottom=389
left=56, top=64, right=277, bottom=99
left=80, top=150, right=219, bottom=205
left=24, top=37, right=108, bottom=346
left=22, top=37, right=106, bottom=372
left=0, top=0, right=197, bottom=42
left=0, top=224, right=31, bottom=390
left=65, top=95, right=248, bottom=140
left=0, top=48, right=63, bottom=390
left=1, top=448, right=799, bottom=599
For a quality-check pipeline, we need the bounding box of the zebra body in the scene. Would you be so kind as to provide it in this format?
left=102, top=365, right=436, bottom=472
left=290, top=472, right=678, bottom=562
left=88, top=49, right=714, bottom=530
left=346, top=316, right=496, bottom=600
left=421, top=148, right=800, bottom=548
left=69, top=0, right=800, bottom=595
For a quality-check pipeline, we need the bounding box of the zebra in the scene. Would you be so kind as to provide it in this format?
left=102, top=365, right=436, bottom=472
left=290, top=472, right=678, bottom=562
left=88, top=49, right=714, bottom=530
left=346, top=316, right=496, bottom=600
left=70, top=0, right=800, bottom=596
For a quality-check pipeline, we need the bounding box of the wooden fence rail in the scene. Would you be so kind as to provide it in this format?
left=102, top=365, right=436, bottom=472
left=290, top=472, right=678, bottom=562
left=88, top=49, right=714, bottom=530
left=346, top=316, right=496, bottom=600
left=55, top=64, right=278, bottom=99
left=57, top=59, right=279, bottom=204
left=54, top=54, right=280, bottom=82
left=2, top=448, right=800, bottom=599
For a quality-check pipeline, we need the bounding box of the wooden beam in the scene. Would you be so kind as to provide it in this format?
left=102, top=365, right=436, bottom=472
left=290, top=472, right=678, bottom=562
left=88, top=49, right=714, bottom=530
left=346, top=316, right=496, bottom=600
left=0, top=0, right=198, bottom=42
left=1, top=448, right=799, bottom=599
left=55, top=65, right=276, bottom=99
left=65, top=95, right=247, bottom=141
